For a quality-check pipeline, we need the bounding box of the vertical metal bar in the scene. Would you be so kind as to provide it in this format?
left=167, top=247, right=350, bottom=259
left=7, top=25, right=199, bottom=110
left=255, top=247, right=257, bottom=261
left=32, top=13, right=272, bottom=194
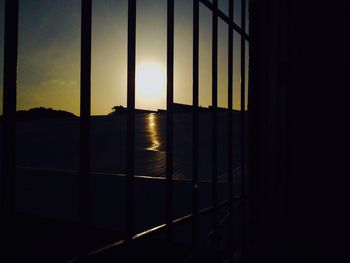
left=228, top=0, right=234, bottom=256
left=1, top=0, right=18, bottom=252
left=126, top=0, right=136, bottom=241
left=165, top=0, right=174, bottom=243
left=79, top=0, right=92, bottom=237
left=240, top=0, right=246, bottom=251
left=192, top=0, right=199, bottom=252
left=211, top=0, right=219, bottom=251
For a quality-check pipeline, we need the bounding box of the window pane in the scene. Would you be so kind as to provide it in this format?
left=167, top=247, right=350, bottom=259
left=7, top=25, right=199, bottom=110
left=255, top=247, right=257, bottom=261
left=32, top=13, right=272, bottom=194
left=246, top=0, right=249, bottom=34
left=174, top=0, right=192, bottom=105
left=136, top=0, right=166, bottom=111
left=173, top=1, right=193, bottom=225
left=135, top=0, right=167, bottom=234
left=218, top=18, right=228, bottom=109
left=233, top=30, right=241, bottom=111
left=92, top=0, right=127, bottom=115
left=232, top=30, right=242, bottom=195
left=198, top=3, right=213, bottom=211
left=218, top=19, right=229, bottom=204
left=245, top=40, right=249, bottom=110
left=199, top=3, right=212, bottom=108
left=89, top=0, right=128, bottom=232
left=219, top=0, right=229, bottom=16
left=234, top=0, right=242, bottom=28
left=16, top=0, right=80, bottom=221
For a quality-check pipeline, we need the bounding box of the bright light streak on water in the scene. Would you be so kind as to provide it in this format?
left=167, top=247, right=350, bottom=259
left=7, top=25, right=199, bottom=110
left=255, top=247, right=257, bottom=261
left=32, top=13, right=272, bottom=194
left=145, top=113, right=161, bottom=152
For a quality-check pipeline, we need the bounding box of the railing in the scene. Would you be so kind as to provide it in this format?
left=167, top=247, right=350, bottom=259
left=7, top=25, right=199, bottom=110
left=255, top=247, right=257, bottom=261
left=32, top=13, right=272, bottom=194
left=1, top=0, right=249, bottom=262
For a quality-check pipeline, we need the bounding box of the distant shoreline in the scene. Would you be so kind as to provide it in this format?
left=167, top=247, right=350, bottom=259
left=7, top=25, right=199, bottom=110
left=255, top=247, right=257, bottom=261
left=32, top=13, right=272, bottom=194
left=0, top=107, right=77, bottom=122
left=0, top=103, right=244, bottom=122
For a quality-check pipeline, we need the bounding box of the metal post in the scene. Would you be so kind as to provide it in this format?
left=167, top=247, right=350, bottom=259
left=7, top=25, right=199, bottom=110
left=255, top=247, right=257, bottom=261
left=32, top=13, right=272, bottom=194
left=79, top=0, right=92, bottom=234
left=211, top=0, right=219, bottom=252
left=126, top=0, right=136, bottom=241
left=192, top=0, right=200, bottom=252
left=166, top=0, right=174, bottom=243
left=1, top=0, right=18, bottom=256
left=240, top=0, right=247, bottom=252
left=228, top=0, right=234, bottom=258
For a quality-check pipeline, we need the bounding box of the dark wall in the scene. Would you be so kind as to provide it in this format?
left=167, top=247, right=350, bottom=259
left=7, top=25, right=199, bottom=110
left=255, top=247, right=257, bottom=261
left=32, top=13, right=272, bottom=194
left=248, top=1, right=348, bottom=262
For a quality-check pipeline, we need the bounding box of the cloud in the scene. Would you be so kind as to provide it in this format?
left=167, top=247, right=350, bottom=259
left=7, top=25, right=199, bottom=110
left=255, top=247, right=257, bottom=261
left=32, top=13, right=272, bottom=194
left=40, top=79, right=66, bottom=87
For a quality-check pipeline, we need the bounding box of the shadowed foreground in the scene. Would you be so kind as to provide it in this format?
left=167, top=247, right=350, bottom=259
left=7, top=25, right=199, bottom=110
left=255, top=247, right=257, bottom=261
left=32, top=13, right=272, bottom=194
left=13, top=213, right=243, bottom=263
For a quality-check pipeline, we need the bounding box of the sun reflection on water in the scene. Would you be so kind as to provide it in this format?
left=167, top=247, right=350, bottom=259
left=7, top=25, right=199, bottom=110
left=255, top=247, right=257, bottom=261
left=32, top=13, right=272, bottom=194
left=146, top=113, right=160, bottom=151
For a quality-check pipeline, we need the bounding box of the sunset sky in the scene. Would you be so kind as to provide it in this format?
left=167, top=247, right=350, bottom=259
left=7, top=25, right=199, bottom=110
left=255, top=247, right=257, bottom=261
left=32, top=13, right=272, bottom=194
left=0, top=0, right=248, bottom=116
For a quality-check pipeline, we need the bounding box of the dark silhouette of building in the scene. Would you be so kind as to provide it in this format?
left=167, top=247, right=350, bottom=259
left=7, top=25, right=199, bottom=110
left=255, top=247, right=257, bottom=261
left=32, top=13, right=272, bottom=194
left=109, top=105, right=156, bottom=115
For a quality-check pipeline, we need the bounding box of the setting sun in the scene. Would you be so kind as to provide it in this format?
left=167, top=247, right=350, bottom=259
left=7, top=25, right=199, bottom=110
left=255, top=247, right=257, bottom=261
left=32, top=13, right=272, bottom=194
left=136, top=63, right=166, bottom=109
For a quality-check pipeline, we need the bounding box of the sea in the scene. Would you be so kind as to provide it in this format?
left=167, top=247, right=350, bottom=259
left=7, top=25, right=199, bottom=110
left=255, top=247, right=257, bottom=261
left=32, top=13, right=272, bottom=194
left=11, top=112, right=242, bottom=181
left=0, top=112, right=244, bottom=237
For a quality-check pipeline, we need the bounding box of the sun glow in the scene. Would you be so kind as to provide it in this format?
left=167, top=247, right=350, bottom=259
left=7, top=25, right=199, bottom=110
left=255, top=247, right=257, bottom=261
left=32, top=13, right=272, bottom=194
left=136, top=63, right=165, bottom=108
